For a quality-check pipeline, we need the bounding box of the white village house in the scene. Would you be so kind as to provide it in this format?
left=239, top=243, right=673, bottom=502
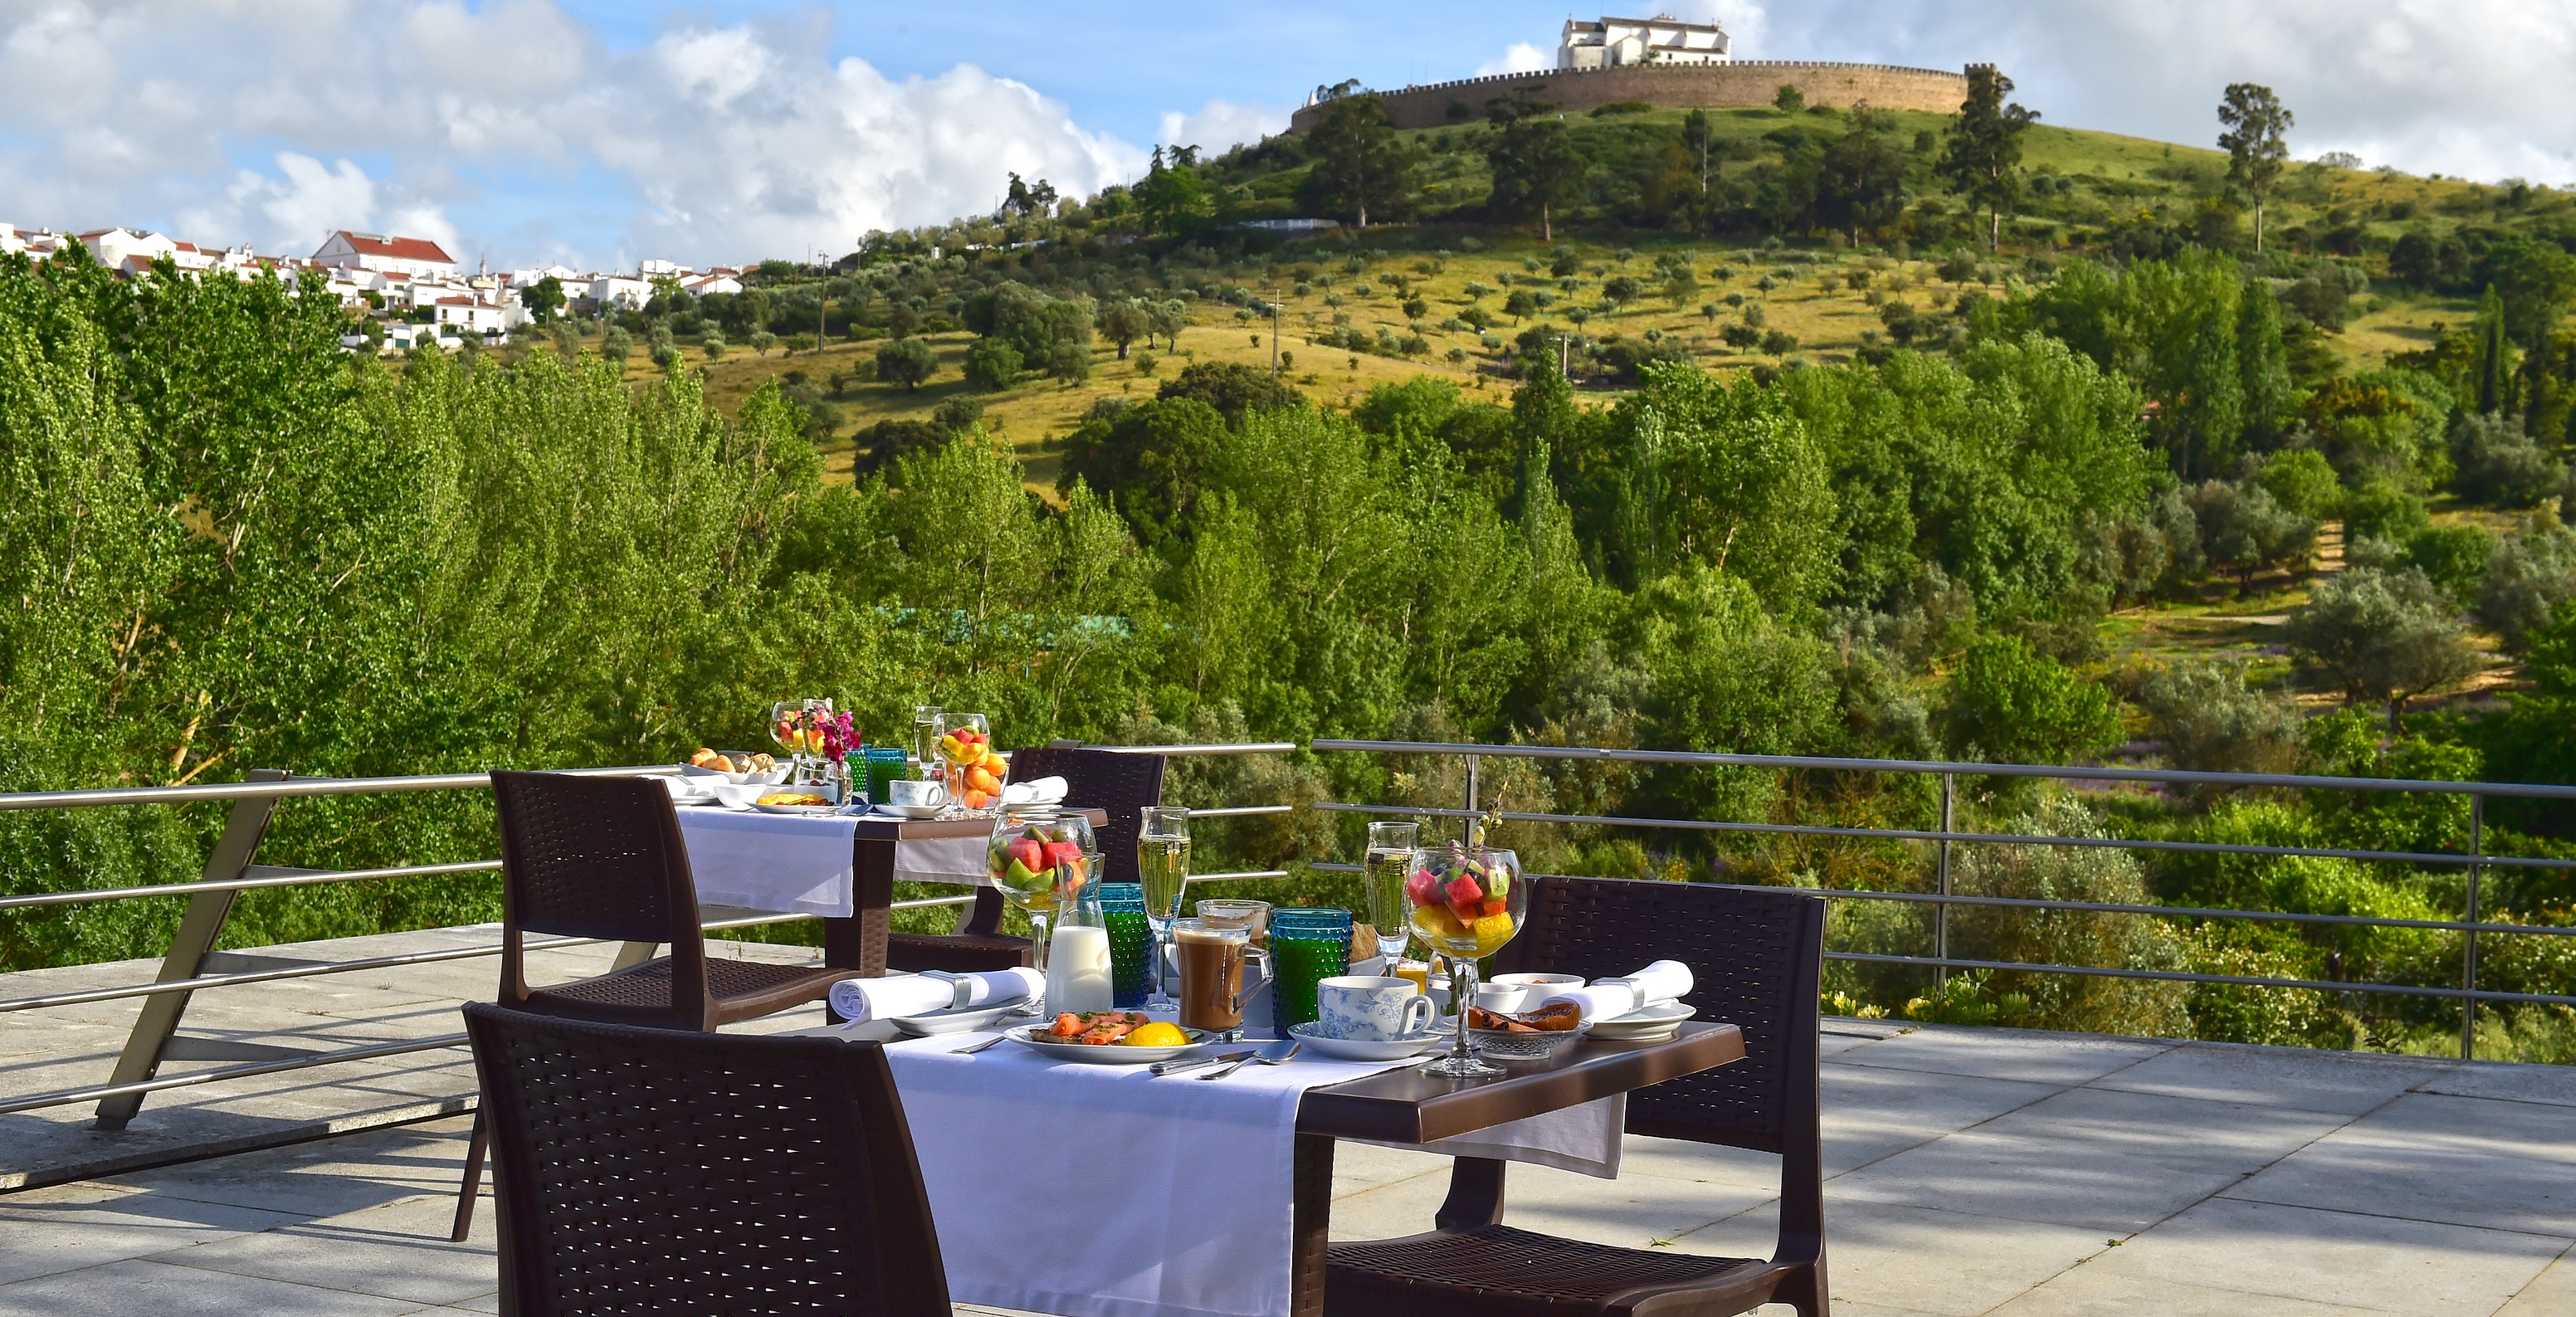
left=1558, top=13, right=1731, bottom=69
left=311, top=231, right=460, bottom=280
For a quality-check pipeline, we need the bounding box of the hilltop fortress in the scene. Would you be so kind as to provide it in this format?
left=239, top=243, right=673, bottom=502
left=1289, top=14, right=1969, bottom=134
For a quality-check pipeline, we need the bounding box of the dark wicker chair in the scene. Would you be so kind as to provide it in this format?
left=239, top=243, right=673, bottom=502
left=452, top=770, right=847, bottom=1241
left=883, top=746, right=1167, bottom=973
left=462, top=1002, right=950, bottom=1317
left=1325, top=876, right=1831, bottom=1317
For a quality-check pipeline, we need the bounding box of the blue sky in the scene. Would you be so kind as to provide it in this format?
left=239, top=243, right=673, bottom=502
left=2, top=2, right=2569, bottom=270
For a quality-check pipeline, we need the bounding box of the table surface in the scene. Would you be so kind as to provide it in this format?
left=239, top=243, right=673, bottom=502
left=841, top=808, right=1105, bottom=842
left=1295, top=1022, right=1745, bottom=1144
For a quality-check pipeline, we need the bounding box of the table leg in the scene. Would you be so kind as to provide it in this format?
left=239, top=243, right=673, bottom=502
left=1435, top=1156, right=1508, bottom=1230
left=1291, top=1132, right=1335, bottom=1317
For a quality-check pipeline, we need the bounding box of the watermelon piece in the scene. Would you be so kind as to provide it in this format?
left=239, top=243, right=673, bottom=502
left=1007, top=837, right=1046, bottom=871
left=1043, top=841, right=1085, bottom=867
left=1442, top=874, right=1484, bottom=908
left=1405, top=868, right=1440, bottom=905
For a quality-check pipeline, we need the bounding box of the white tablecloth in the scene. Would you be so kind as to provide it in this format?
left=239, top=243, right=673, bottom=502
left=675, top=808, right=857, bottom=918
left=881, top=1034, right=1413, bottom=1317
left=671, top=808, right=997, bottom=919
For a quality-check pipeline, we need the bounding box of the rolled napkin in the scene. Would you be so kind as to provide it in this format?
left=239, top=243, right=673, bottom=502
left=1540, top=959, right=1695, bottom=1022
left=829, top=968, right=1045, bottom=1024
left=1002, top=775, right=1069, bottom=806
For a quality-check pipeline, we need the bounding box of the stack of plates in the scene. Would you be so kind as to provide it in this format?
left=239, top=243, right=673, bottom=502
left=1588, top=1002, right=1695, bottom=1041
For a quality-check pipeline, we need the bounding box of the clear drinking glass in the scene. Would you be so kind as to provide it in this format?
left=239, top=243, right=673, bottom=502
left=933, top=711, right=993, bottom=818
left=1404, top=844, right=1527, bottom=1079
left=1362, top=821, right=1420, bottom=966
left=1137, top=806, right=1191, bottom=1010
left=988, top=805, right=1095, bottom=978
left=910, top=704, right=942, bottom=775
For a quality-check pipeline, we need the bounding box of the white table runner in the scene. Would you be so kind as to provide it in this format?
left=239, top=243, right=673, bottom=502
left=671, top=807, right=998, bottom=918
left=881, top=1034, right=1412, bottom=1317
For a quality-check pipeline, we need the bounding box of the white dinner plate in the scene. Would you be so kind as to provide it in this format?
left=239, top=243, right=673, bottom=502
left=1005, top=1023, right=1212, bottom=1064
left=1588, top=1002, right=1695, bottom=1041
left=1286, top=1022, right=1447, bottom=1061
left=752, top=802, right=840, bottom=816
left=890, top=998, right=1039, bottom=1037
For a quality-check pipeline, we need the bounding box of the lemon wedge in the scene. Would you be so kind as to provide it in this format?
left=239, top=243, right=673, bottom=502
left=1119, top=1022, right=1190, bottom=1047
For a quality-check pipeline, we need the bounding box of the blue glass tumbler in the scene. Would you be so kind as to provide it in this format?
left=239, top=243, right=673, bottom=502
left=1268, top=908, right=1354, bottom=1036
left=1101, top=883, right=1154, bottom=1009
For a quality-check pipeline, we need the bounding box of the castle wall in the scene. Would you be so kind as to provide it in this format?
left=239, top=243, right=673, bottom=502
left=1288, top=61, right=1969, bottom=134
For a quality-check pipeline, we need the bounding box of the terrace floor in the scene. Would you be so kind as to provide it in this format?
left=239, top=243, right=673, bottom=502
left=2, top=929, right=2571, bottom=1315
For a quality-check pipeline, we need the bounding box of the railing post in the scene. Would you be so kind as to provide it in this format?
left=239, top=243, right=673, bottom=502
left=2463, top=793, right=2482, bottom=1062
left=1935, top=773, right=1954, bottom=991
left=93, top=768, right=288, bottom=1130
left=1463, top=755, right=1481, bottom=848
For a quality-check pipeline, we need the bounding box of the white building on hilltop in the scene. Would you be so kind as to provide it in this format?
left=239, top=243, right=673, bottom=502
left=311, top=231, right=458, bottom=280
left=1558, top=14, right=1731, bottom=69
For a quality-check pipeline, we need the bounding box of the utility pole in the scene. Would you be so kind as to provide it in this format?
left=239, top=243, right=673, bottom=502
left=1270, top=300, right=1281, bottom=373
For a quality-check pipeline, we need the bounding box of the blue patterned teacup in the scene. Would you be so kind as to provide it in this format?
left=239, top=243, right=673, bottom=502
left=1315, top=975, right=1436, bottom=1041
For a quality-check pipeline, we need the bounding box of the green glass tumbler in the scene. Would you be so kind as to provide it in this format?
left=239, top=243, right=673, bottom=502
left=1268, top=908, right=1353, bottom=1036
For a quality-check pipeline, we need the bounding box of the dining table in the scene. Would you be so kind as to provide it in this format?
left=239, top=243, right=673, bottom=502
left=797, top=1007, right=1746, bottom=1317
left=637, top=805, right=1106, bottom=982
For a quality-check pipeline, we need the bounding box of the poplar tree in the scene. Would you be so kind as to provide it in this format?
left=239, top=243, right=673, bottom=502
left=1937, top=66, right=2038, bottom=250
left=2217, top=84, right=2294, bottom=252
left=1485, top=91, right=1587, bottom=241
left=1305, top=95, right=1412, bottom=228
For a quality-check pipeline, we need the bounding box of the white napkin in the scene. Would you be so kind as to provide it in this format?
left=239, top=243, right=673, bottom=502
left=1541, top=959, right=1695, bottom=1021
left=829, top=968, right=1043, bottom=1023
left=1003, top=775, right=1068, bottom=805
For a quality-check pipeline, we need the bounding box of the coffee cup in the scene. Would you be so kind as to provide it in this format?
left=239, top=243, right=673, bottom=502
left=887, top=778, right=947, bottom=809
left=1315, top=975, right=1435, bottom=1041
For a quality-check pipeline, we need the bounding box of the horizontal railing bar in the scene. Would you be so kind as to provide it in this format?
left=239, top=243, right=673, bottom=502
left=1186, top=870, right=1293, bottom=882
left=0, top=763, right=677, bottom=812
left=0, top=1033, right=471, bottom=1116
left=1081, top=743, right=1297, bottom=757
left=1311, top=802, right=2576, bottom=871
left=0, top=912, right=839, bottom=1014
left=1794, top=885, right=2576, bottom=939
left=0, top=860, right=505, bottom=911
left=891, top=895, right=978, bottom=910
left=1310, top=739, right=2576, bottom=801
left=1825, top=951, right=2576, bottom=1007
left=1182, top=805, right=1296, bottom=818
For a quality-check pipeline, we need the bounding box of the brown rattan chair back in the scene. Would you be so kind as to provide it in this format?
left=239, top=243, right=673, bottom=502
left=490, top=769, right=709, bottom=1029
left=1004, top=747, right=1166, bottom=885
left=1499, top=876, right=1826, bottom=1155
left=462, top=1002, right=950, bottom=1317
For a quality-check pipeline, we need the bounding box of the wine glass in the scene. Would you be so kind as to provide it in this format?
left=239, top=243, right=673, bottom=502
left=768, top=701, right=802, bottom=757
left=1361, top=821, right=1420, bottom=968
left=1137, top=806, right=1191, bottom=1010
left=1404, top=842, right=1527, bottom=1079
left=931, top=712, right=992, bottom=818
left=910, top=705, right=942, bottom=773
left=988, top=806, right=1096, bottom=982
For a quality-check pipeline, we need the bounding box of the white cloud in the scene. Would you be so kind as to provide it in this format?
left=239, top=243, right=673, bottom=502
left=1725, top=0, right=2576, bottom=185
left=1158, top=99, right=1290, bottom=157
left=1475, top=42, right=1550, bottom=77
left=0, top=2, right=1148, bottom=267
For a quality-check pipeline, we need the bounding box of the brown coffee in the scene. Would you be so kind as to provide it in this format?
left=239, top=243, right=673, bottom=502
left=1175, top=924, right=1247, bottom=1032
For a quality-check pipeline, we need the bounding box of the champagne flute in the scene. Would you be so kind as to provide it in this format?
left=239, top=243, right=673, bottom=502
left=1362, top=820, right=1420, bottom=968
left=1137, top=806, right=1191, bottom=1010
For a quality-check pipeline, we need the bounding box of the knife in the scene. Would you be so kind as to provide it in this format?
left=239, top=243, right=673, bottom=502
left=1152, top=1049, right=1252, bottom=1076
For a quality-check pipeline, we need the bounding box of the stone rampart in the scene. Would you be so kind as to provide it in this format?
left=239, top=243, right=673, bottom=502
left=1288, top=61, right=1969, bottom=134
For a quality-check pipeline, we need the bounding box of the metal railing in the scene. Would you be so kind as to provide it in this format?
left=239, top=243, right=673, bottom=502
left=1310, top=739, right=2576, bottom=1061
left=1056, top=741, right=1300, bottom=885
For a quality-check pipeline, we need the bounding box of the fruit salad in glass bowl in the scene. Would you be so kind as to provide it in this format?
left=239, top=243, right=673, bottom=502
left=1405, top=845, right=1524, bottom=960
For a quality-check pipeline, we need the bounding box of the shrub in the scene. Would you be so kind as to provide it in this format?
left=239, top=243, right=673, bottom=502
left=962, top=337, right=1022, bottom=392
left=875, top=337, right=937, bottom=391
left=2477, top=520, right=2576, bottom=652
left=1939, top=633, right=2125, bottom=766
left=1947, top=797, right=2191, bottom=1037
left=2451, top=412, right=2568, bottom=507
left=2132, top=659, right=2305, bottom=782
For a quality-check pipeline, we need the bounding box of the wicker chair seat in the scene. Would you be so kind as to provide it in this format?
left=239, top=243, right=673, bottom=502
left=1329, top=1225, right=1779, bottom=1316
left=525, top=955, right=843, bottom=1025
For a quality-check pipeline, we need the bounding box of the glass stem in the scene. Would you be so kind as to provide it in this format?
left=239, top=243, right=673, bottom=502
left=1029, top=914, right=1051, bottom=974
left=1449, top=956, right=1478, bottom=1062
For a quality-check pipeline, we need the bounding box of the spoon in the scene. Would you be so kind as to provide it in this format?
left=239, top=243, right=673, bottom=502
left=1199, top=1038, right=1299, bottom=1080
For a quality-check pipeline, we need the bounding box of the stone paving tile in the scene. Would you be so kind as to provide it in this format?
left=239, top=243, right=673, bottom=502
left=159, top=1193, right=495, bottom=1306
left=0, top=1256, right=424, bottom=1316
left=2070, top=1196, right=2565, bottom=1317
left=2336, top=1090, right=2576, bottom=1165
left=0, top=1182, right=305, bottom=1286
left=2091, top=1041, right=2448, bottom=1116
left=1987, top=1267, right=2395, bottom=1316
left=1825, top=1124, right=2259, bottom=1233
left=1694, top=1197, right=2110, bottom=1317
left=2222, top=1105, right=2576, bottom=1237
left=2496, top=1243, right=2576, bottom=1316
left=2412, top=1059, right=2576, bottom=1108
left=1827, top=1025, right=2174, bottom=1088
left=104, top=1117, right=475, bottom=1217
left=1963, top=1084, right=2350, bottom=1173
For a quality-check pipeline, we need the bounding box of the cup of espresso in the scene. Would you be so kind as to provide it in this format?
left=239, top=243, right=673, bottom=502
left=1315, top=976, right=1436, bottom=1041
left=1173, top=917, right=1265, bottom=1035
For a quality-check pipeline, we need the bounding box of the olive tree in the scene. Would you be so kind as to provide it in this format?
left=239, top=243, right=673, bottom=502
left=2286, top=567, right=2481, bottom=727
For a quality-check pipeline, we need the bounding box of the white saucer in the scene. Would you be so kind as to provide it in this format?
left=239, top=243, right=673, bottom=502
left=890, top=997, right=1039, bottom=1037
left=1286, top=1022, right=1448, bottom=1061
left=1588, top=1002, right=1695, bottom=1041
left=872, top=802, right=944, bottom=819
